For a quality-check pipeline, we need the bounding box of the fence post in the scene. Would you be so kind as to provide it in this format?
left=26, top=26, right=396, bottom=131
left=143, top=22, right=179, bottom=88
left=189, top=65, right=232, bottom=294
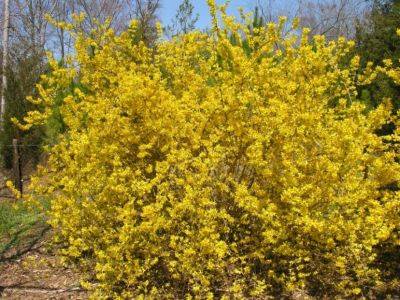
left=12, top=138, right=23, bottom=195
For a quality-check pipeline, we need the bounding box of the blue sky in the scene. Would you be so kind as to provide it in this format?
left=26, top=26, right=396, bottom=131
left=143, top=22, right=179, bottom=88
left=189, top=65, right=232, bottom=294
left=160, top=0, right=258, bottom=30
left=160, top=1, right=300, bottom=30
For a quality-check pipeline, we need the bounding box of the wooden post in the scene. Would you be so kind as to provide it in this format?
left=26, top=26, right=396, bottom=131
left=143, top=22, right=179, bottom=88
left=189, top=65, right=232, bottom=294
left=12, top=138, right=23, bottom=195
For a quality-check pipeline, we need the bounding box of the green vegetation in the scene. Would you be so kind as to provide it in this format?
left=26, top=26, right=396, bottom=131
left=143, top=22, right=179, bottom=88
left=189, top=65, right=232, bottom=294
left=0, top=54, right=45, bottom=169
left=0, top=199, right=49, bottom=261
left=355, top=0, right=400, bottom=112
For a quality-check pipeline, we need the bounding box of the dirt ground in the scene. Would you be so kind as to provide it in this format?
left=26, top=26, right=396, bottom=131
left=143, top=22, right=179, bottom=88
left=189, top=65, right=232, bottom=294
left=0, top=167, right=87, bottom=299
left=0, top=232, right=87, bottom=300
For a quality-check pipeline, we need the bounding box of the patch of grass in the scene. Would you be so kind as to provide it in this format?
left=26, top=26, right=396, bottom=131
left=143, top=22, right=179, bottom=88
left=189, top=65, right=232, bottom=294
left=0, top=199, right=48, bottom=260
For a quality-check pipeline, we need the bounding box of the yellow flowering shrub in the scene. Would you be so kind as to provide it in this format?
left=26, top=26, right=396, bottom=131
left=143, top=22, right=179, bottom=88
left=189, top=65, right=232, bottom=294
left=18, top=4, right=400, bottom=298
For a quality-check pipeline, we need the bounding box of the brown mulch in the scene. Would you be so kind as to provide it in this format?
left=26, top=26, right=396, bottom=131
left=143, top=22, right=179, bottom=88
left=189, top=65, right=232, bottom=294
left=0, top=163, right=88, bottom=299
left=0, top=229, right=88, bottom=300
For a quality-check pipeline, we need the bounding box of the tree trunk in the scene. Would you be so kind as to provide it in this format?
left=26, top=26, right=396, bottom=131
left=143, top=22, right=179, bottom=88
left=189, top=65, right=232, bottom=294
left=12, top=138, right=23, bottom=195
left=1, top=0, right=10, bottom=130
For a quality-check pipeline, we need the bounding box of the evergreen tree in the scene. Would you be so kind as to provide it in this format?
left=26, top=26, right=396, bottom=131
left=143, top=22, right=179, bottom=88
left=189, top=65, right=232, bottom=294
left=166, top=0, right=199, bottom=37
left=0, top=53, right=45, bottom=168
left=355, top=2, right=400, bottom=293
left=355, top=0, right=400, bottom=110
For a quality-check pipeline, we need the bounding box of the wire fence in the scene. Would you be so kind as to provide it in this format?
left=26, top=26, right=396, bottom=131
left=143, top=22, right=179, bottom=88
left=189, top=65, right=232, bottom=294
left=2, top=144, right=42, bottom=147
left=0, top=139, right=38, bottom=197
left=1, top=140, right=60, bottom=199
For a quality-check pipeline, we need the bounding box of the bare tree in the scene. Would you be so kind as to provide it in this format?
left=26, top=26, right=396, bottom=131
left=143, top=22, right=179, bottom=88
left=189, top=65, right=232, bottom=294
left=11, top=0, right=53, bottom=56
left=56, top=0, right=161, bottom=47
left=256, top=0, right=301, bottom=23
left=1, top=0, right=10, bottom=129
left=51, top=0, right=74, bottom=61
left=253, top=0, right=369, bottom=40
left=1, top=0, right=162, bottom=73
left=74, top=0, right=133, bottom=34
left=298, top=0, right=369, bottom=40
left=131, top=0, right=161, bottom=46
left=38, top=0, right=134, bottom=60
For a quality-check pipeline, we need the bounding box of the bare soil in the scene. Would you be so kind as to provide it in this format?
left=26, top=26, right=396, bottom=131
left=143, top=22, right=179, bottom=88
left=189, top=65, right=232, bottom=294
left=0, top=231, right=87, bottom=300
left=0, top=166, right=88, bottom=299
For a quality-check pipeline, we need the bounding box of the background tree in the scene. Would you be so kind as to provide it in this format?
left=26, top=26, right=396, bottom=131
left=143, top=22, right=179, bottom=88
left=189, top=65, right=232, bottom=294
left=131, top=0, right=161, bottom=46
left=354, top=2, right=400, bottom=292
left=255, top=0, right=369, bottom=40
left=0, top=0, right=52, bottom=168
left=256, top=0, right=300, bottom=23
left=11, top=0, right=55, bottom=62
left=1, top=0, right=10, bottom=129
left=165, top=0, right=198, bottom=37
left=73, top=0, right=133, bottom=34
left=355, top=0, right=400, bottom=110
left=50, top=0, right=75, bottom=62
left=298, top=0, right=368, bottom=40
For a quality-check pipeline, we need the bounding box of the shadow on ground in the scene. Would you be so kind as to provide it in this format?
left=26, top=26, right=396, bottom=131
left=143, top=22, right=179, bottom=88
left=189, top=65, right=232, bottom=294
left=0, top=198, right=86, bottom=299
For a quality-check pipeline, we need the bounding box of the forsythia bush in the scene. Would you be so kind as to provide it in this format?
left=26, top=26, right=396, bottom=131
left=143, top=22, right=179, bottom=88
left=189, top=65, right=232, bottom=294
left=17, top=3, right=400, bottom=298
